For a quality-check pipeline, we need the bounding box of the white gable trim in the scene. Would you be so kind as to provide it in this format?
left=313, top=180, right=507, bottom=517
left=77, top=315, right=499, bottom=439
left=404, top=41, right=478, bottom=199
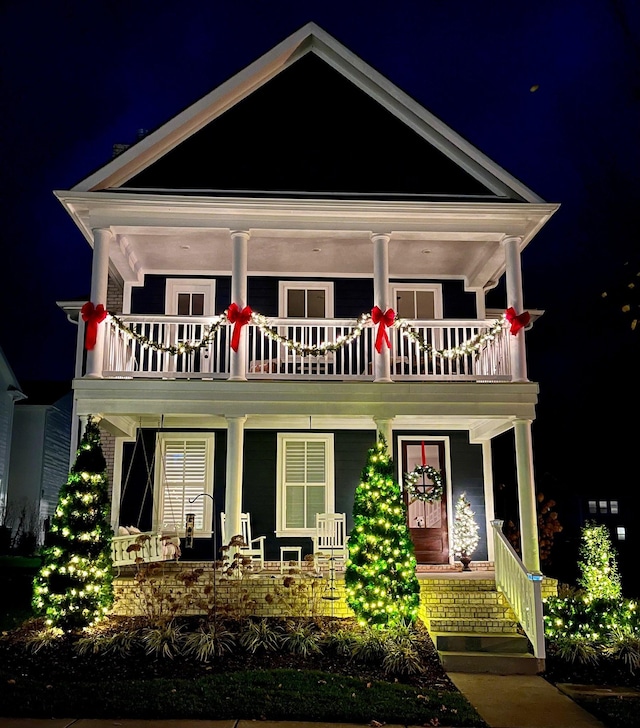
left=71, top=23, right=543, bottom=203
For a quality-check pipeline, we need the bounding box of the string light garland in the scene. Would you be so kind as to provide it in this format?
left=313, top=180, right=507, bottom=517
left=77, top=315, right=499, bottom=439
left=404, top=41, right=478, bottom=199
left=404, top=465, right=444, bottom=503
left=109, top=308, right=511, bottom=361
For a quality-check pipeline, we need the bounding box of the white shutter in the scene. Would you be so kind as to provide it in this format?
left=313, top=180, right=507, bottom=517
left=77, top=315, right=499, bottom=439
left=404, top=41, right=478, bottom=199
left=161, top=438, right=209, bottom=531
left=283, top=438, right=327, bottom=529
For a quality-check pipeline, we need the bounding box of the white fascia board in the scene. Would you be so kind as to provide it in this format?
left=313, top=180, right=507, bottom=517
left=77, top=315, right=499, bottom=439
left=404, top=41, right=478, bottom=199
left=70, top=22, right=544, bottom=203
left=54, top=191, right=559, bottom=240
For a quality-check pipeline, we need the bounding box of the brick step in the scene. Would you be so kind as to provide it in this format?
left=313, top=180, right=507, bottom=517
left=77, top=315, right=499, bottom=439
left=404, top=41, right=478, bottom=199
left=421, top=579, right=497, bottom=592
left=431, top=631, right=530, bottom=654
left=438, top=650, right=542, bottom=675
left=425, top=605, right=514, bottom=620
left=428, top=617, right=520, bottom=634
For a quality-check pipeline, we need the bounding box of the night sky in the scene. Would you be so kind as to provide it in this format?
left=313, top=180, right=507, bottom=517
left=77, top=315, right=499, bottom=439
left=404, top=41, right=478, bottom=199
left=1, top=2, right=639, bottom=533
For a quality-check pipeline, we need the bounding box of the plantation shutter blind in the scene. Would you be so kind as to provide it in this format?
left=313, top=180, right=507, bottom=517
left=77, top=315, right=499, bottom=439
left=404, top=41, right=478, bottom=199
left=284, top=439, right=326, bottom=529
left=162, top=438, right=208, bottom=530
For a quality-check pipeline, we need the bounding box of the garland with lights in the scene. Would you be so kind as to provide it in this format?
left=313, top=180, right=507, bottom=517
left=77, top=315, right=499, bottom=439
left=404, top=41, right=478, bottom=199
left=108, top=307, right=512, bottom=361
left=404, top=464, right=444, bottom=503
left=345, top=435, right=420, bottom=628
left=32, top=416, right=114, bottom=629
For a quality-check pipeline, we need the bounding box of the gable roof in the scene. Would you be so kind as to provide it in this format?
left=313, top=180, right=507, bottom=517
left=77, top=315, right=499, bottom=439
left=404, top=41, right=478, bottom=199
left=72, top=23, right=543, bottom=203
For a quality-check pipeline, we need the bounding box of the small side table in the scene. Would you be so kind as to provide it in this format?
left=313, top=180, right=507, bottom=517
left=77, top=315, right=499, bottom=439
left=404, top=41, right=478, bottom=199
left=280, top=546, right=303, bottom=573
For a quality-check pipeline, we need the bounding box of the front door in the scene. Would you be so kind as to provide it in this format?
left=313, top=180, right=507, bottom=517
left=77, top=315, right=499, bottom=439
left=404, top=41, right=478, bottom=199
left=402, top=440, right=449, bottom=564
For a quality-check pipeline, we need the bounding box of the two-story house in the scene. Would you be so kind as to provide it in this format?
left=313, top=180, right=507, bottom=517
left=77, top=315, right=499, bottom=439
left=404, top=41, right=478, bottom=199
left=54, top=24, right=558, bottom=664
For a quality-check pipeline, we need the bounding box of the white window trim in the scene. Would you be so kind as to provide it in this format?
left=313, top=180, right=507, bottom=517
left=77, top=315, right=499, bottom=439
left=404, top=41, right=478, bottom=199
left=278, top=281, right=334, bottom=318
left=276, top=432, right=335, bottom=537
left=154, top=432, right=215, bottom=536
left=165, top=279, right=216, bottom=315
left=390, top=283, right=443, bottom=319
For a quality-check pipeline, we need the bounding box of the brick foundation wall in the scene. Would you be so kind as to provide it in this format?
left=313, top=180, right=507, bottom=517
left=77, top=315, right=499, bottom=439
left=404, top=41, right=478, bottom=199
left=111, top=563, right=558, bottom=622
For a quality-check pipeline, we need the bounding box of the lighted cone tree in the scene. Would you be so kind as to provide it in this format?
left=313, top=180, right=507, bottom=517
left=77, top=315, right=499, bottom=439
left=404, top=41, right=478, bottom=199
left=33, top=416, right=114, bottom=629
left=452, top=492, right=480, bottom=571
left=578, top=521, right=622, bottom=601
left=345, top=436, right=420, bottom=628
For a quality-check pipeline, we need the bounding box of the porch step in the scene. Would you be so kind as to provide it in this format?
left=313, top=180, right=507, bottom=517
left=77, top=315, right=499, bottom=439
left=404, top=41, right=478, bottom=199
left=438, top=650, right=542, bottom=675
left=431, top=631, right=530, bottom=654
left=428, top=617, right=520, bottom=634
left=420, top=578, right=538, bottom=674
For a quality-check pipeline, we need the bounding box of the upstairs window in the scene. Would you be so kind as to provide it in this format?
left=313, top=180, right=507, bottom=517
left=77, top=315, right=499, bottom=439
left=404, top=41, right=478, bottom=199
left=279, top=282, right=334, bottom=318
left=165, top=279, right=215, bottom=316
left=390, top=284, right=443, bottom=320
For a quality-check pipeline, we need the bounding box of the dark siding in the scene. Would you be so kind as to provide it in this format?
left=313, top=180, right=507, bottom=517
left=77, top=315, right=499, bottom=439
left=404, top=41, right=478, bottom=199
left=130, top=275, right=476, bottom=320
left=335, top=279, right=373, bottom=317
left=240, top=430, right=374, bottom=561
left=130, top=275, right=231, bottom=315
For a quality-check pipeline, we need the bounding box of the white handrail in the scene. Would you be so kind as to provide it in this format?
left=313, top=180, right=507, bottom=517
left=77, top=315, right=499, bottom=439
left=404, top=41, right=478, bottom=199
left=491, top=519, right=545, bottom=659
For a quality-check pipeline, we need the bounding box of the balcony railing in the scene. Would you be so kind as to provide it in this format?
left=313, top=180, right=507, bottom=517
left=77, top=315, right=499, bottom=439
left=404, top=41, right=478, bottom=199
left=101, top=315, right=512, bottom=381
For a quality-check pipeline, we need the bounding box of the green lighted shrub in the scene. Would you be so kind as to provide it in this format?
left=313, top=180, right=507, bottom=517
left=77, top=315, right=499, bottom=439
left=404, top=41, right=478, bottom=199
left=578, top=521, right=622, bottom=600
left=32, top=416, right=114, bottom=629
left=544, top=522, right=640, bottom=669
left=345, top=436, right=420, bottom=628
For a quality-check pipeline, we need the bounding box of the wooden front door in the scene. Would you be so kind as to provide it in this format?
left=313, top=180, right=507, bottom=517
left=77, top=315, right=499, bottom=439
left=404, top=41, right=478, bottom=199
left=402, top=441, right=449, bottom=564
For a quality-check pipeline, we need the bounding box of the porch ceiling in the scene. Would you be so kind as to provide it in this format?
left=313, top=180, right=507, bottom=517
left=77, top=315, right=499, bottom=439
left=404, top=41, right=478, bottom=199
left=55, top=192, right=558, bottom=291
left=74, top=379, right=538, bottom=442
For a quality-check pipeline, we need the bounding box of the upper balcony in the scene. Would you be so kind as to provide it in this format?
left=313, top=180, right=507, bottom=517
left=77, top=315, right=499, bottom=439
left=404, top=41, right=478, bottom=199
left=99, top=312, right=513, bottom=382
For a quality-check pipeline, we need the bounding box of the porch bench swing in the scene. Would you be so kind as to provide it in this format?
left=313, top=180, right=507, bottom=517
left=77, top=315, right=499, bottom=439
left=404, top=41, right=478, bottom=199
left=111, top=426, right=182, bottom=572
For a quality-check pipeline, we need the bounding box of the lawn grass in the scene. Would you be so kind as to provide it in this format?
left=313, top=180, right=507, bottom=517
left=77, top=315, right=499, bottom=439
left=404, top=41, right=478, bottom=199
left=0, top=667, right=484, bottom=724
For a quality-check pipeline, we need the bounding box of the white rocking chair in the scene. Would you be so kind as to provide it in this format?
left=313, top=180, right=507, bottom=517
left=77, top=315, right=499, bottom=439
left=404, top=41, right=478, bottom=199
left=312, top=512, right=348, bottom=572
left=220, top=511, right=266, bottom=571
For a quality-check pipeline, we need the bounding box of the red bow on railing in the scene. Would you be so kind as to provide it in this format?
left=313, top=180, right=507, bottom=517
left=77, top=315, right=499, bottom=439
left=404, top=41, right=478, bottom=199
left=371, top=306, right=395, bottom=353
left=505, top=307, right=531, bottom=336
left=81, top=301, right=108, bottom=351
left=227, top=302, right=253, bottom=352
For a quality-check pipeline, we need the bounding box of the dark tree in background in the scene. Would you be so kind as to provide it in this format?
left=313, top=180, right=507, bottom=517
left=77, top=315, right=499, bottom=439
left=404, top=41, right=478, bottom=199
left=345, top=435, right=420, bottom=628
left=33, top=417, right=113, bottom=629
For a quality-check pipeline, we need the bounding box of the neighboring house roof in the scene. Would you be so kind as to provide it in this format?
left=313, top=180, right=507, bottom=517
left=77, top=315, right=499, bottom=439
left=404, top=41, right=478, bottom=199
left=70, top=22, right=543, bottom=203
left=16, top=381, right=72, bottom=408
left=0, top=345, right=25, bottom=401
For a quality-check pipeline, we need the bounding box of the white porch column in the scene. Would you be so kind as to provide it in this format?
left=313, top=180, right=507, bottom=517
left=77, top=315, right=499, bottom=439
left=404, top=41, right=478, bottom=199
left=229, top=230, right=250, bottom=381
left=373, top=416, right=394, bottom=450
left=372, top=233, right=392, bottom=383
left=224, top=415, right=247, bottom=539
left=513, top=418, right=541, bottom=573
left=85, top=228, right=112, bottom=379
left=502, top=235, right=528, bottom=382
left=482, top=440, right=496, bottom=563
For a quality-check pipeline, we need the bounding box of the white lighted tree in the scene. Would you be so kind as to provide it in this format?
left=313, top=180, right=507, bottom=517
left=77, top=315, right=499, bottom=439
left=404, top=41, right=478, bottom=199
left=452, top=492, right=480, bottom=571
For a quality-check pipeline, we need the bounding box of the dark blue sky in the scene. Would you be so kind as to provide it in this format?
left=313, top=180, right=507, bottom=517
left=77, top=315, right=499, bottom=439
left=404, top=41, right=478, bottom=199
left=1, top=1, right=639, bottom=487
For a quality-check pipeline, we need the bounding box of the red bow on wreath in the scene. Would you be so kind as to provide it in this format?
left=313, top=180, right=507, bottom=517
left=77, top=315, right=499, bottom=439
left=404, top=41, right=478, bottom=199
left=227, top=302, right=253, bottom=352
left=371, top=306, right=395, bottom=353
left=81, top=301, right=108, bottom=351
left=505, top=307, right=531, bottom=336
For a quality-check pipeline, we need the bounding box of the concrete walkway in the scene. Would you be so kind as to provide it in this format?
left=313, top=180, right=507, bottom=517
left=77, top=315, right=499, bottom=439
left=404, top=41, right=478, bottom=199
left=448, top=673, right=607, bottom=728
